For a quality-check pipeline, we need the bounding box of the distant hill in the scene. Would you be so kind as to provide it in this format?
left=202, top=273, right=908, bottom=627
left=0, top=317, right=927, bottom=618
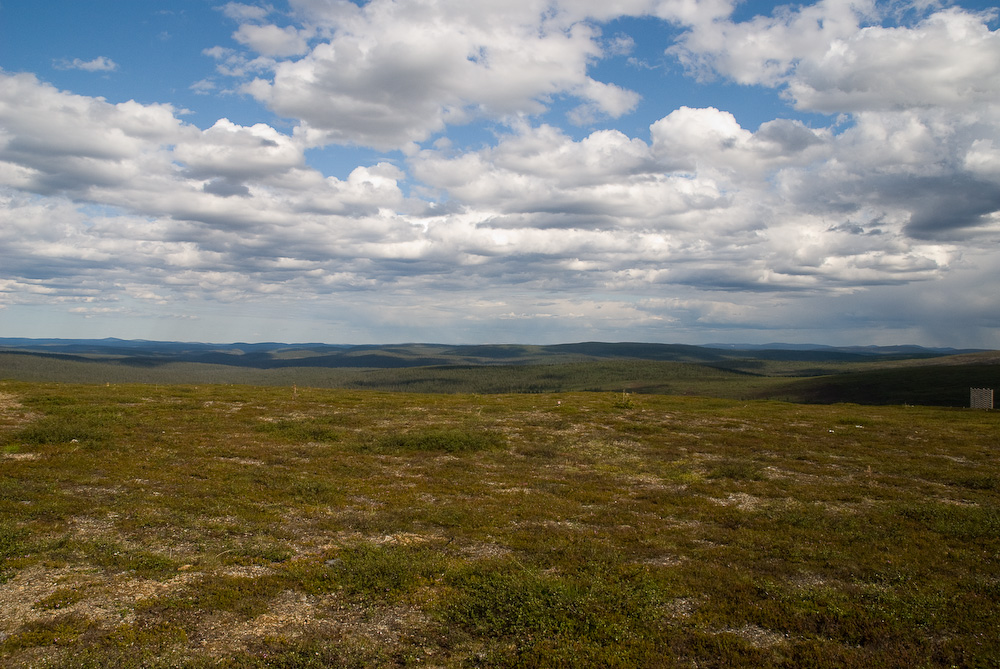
left=704, top=342, right=976, bottom=355
left=0, top=338, right=982, bottom=368
left=754, top=350, right=1000, bottom=406
left=0, top=338, right=996, bottom=406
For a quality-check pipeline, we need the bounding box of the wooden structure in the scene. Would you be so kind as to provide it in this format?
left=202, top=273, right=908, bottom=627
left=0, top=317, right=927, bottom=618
left=970, top=388, right=994, bottom=410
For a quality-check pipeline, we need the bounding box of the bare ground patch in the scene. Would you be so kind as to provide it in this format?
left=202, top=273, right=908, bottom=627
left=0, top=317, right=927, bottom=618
left=712, top=492, right=763, bottom=511
left=0, top=565, right=197, bottom=638
left=723, top=624, right=789, bottom=648
left=0, top=392, right=38, bottom=434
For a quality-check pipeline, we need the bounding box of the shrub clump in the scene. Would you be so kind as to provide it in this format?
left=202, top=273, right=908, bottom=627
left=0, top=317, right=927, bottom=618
left=365, top=428, right=505, bottom=454
left=441, top=560, right=665, bottom=666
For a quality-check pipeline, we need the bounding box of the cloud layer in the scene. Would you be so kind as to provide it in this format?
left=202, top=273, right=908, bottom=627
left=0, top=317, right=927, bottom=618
left=2, top=0, right=999, bottom=345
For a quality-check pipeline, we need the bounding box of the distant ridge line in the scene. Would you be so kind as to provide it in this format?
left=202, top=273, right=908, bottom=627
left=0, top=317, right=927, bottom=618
left=0, top=337, right=984, bottom=356
left=2, top=337, right=997, bottom=406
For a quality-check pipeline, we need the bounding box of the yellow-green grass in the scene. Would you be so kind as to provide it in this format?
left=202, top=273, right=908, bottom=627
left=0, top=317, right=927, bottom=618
left=0, top=381, right=998, bottom=667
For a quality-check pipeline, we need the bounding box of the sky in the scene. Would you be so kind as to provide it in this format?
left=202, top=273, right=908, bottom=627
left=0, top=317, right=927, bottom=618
left=1, top=0, right=999, bottom=347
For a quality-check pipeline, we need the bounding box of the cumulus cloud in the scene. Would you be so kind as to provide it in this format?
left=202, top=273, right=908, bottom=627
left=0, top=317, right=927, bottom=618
left=966, top=139, right=1000, bottom=179
left=662, top=1, right=1000, bottom=244
left=230, top=0, right=643, bottom=149
left=669, top=0, right=874, bottom=86
left=233, top=23, right=311, bottom=57
left=0, top=50, right=983, bottom=315
left=173, top=118, right=305, bottom=180
left=0, top=73, right=184, bottom=197
left=0, top=70, right=412, bottom=256
left=3, top=0, right=1000, bottom=345
left=787, top=8, right=1000, bottom=114
left=668, top=1, right=1000, bottom=116
left=408, top=106, right=959, bottom=297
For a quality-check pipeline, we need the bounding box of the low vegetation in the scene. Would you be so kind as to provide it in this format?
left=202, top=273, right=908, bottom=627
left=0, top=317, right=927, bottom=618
left=1, top=378, right=998, bottom=667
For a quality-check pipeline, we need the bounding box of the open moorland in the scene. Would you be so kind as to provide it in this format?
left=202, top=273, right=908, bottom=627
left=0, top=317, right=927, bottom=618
left=1, top=373, right=998, bottom=667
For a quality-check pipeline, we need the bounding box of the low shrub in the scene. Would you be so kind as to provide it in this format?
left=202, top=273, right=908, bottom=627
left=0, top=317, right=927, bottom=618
left=0, top=522, right=27, bottom=583
left=442, top=559, right=665, bottom=666
left=324, top=542, right=446, bottom=602
left=363, top=428, right=505, bottom=454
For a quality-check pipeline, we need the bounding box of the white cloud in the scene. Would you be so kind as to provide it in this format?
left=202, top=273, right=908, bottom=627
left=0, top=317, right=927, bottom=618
left=0, top=70, right=413, bottom=256
left=233, top=0, right=642, bottom=149
left=605, top=33, right=636, bottom=56
left=0, top=72, right=184, bottom=196
left=173, top=118, right=305, bottom=180
left=0, top=65, right=975, bottom=316
left=219, top=2, right=274, bottom=22
left=53, top=56, right=119, bottom=72
left=408, top=109, right=961, bottom=299
left=650, top=107, right=831, bottom=179
left=4, top=1, right=1000, bottom=345
left=203, top=45, right=276, bottom=78
left=667, top=1, right=1000, bottom=117
left=233, top=23, right=311, bottom=57
left=189, top=78, right=217, bottom=94
left=668, top=0, right=877, bottom=86
left=787, top=8, right=1000, bottom=114
left=650, top=0, right=736, bottom=26
left=659, top=2, right=1000, bottom=243
left=965, top=140, right=1000, bottom=180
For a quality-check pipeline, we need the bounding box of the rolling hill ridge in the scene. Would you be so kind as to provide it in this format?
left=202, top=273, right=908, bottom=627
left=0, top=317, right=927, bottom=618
left=0, top=338, right=996, bottom=406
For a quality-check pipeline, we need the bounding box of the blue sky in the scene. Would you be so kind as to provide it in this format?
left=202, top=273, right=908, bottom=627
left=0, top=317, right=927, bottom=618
left=1, top=0, right=999, bottom=346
